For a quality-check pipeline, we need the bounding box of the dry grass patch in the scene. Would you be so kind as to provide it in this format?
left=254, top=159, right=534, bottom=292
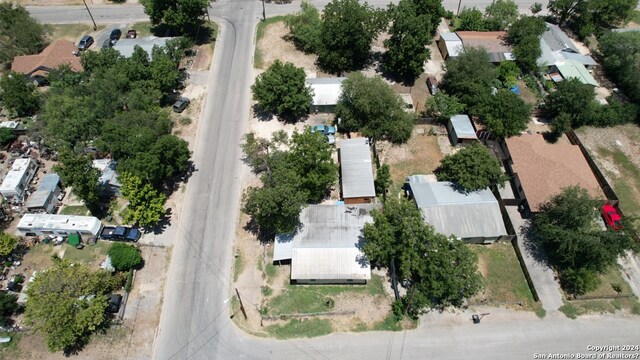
left=255, top=18, right=317, bottom=73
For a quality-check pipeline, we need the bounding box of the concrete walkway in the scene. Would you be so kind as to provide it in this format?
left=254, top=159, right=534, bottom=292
left=505, top=206, right=564, bottom=312
left=619, top=250, right=640, bottom=297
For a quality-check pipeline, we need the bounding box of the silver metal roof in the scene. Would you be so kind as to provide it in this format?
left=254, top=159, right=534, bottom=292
left=450, top=115, right=477, bottom=140
left=408, top=180, right=507, bottom=239
left=542, top=23, right=579, bottom=53
left=440, top=32, right=464, bottom=58
left=306, top=77, right=346, bottom=106
left=339, top=138, right=375, bottom=199
left=112, top=37, right=173, bottom=59
left=274, top=204, right=373, bottom=280
left=538, top=23, right=596, bottom=68
left=39, top=174, right=60, bottom=192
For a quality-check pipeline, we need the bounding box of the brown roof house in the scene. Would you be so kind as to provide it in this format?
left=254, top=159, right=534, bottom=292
left=11, top=40, right=83, bottom=78
left=505, top=134, right=604, bottom=216
left=456, top=31, right=514, bottom=63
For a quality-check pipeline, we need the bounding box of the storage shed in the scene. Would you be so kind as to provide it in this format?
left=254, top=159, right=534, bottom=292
left=306, top=77, right=346, bottom=113
left=25, top=173, right=61, bottom=213
left=0, top=157, right=38, bottom=201
left=407, top=179, right=509, bottom=243
left=339, top=138, right=376, bottom=204
left=437, top=32, right=464, bottom=60
left=274, top=204, right=373, bottom=284
left=17, top=214, right=102, bottom=236
left=447, top=115, right=478, bottom=145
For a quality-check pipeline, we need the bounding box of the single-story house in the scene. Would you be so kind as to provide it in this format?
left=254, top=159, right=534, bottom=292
left=437, top=32, right=464, bottom=60
left=447, top=115, right=478, bottom=145
left=11, top=40, right=83, bottom=79
left=339, top=138, right=376, bottom=204
left=305, top=77, right=346, bottom=113
left=505, top=133, right=604, bottom=216
left=0, top=157, right=38, bottom=201
left=406, top=178, right=509, bottom=243
left=112, top=37, right=174, bottom=58
left=25, top=173, right=61, bottom=213
left=17, top=214, right=102, bottom=236
left=456, top=31, right=514, bottom=63
left=549, top=59, right=598, bottom=87
left=92, top=159, right=122, bottom=195
left=273, top=204, right=373, bottom=284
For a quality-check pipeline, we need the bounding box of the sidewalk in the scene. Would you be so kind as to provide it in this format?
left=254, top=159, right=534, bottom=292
left=505, top=206, right=564, bottom=312
left=618, top=250, right=640, bottom=297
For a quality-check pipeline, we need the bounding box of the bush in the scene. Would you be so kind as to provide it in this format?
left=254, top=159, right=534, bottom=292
left=124, top=269, right=134, bottom=293
left=108, top=243, right=143, bottom=272
left=561, top=268, right=600, bottom=296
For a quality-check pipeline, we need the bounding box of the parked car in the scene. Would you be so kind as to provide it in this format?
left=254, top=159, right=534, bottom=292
left=311, top=124, right=336, bottom=136
left=172, top=97, right=190, bottom=113
left=126, top=29, right=137, bottom=39
left=427, top=76, right=439, bottom=95
left=109, top=29, right=122, bottom=44
left=102, top=38, right=112, bottom=50
left=31, top=75, right=49, bottom=87
left=77, top=35, right=94, bottom=51
left=106, top=294, right=123, bottom=313
left=100, top=225, right=141, bottom=242
left=602, top=204, right=623, bottom=231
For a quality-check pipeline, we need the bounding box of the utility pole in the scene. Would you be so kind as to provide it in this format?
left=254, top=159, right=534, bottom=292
left=235, top=288, right=248, bottom=320
left=82, top=0, right=98, bottom=31
left=262, top=0, right=266, bottom=21
left=456, top=0, right=462, bottom=16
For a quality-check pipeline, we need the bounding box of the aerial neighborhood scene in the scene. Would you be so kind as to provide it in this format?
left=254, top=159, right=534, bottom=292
left=0, top=0, right=640, bottom=359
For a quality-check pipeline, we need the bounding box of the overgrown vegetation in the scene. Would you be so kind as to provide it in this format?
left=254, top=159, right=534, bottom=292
left=108, top=243, right=143, bottom=272
left=547, top=0, right=638, bottom=39
left=435, top=143, right=508, bottom=192
left=0, top=3, right=49, bottom=67
left=599, top=31, right=640, bottom=120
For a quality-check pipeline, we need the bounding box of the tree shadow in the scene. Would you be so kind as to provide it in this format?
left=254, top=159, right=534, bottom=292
left=519, top=219, right=554, bottom=267
left=252, top=104, right=274, bottom=122
left=373, top=52, right=418, bottom=87
left=151, top=208, right=172, bottom=235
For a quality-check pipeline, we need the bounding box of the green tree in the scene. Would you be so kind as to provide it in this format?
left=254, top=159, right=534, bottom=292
left=108, top=243, right=143, bottom=272
left=456, top=7, right=487, bottom=31
left=436, top=143, right=507, bottom=191
left=318, top=0, right=386, bottom=73
left=0, top=3, right=49, bottom=66
left=496, top=61, right=520, bottom=88
left=440, top=48, right=496, bottom=115
left=425, top=92, right=466, bottom=122
left=288, top=130, right=338, bottom=202
left=25, top=259, right=119, bottom=353
left=149, top=46, right=181, bottom=94
left=530, top=2, right=543, bottom=13
left=533, top=186, right=637, bottom=294
left=0, top=72, right=40, bottom=117
left=599, top=31, right=640, bottom=105
left=384, top=0, right=431, bottom=82
left=241, top=131, right=289, bottom=174
left=120, top=173, right=167, bottom=228
left=548, top=0, right=638, bottom=38
left=560, top=267, right=600, bottom=295
left=81, top=48, right=124, bottom=74
left=0, top=233, right=18, bottom=258
left=150, top=135, right=191, bottom=180
left=549, top=112, right=572, bottom=139
left=0, top=291, right=18, bottom=327
left=485, top=0, right=518, bottom=31
left=251, top=60, right=313, bottom=121
left=482, top=89, right=531, bottom=138
left=336, top=73, right=415, bottom=143
left=374, top=163, right=391, bottom=198
left=0, top=128, right=16, bottom=146
left=544, top=78, right=598, bottom=128
left=363, top=198, right=482, bottom=316
left=140, top=0, right=208, bottom=36
left=54, top=151, right=101, bottom=210
left=411, top=0, right=445, bottom=35
left=507, top=16, right=547, bottom=73
left=285, top=2, right=322, bottom=53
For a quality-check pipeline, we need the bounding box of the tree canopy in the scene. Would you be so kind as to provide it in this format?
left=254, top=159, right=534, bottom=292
left=108, top=243, right=144, bottom=272
left=548, top=0, right=639, bottom=38
left=411, top=0, right=444, bottom=35
left=482, top=89, right=531, bottom=138
left=384, top=0, right=431, bottom=82
left=140, top=0, right=209, bottom=36
left=435, top=143, right=507, bottom=192
left=485, top=0, right=518, bottom=31
left=251, top=60, right=313, bottom=121
left=120, top=173, right=167, bottom=228
left=336, top=73, right=415, bottom=143
left=54, top=151, right=101, bottom=210
left=599, top=31, right=640, bottom=106
left=0, top=72, right=40, bottom=117
left=0, top=3, right=48, bottom=66
left=533, top=186, right=637, bottom=295
left=425, top=92, right=466, bottom=123
left=0, top=233, right=18, bottom=258
left=363, top=198, right=482, bottom=316
left=318, top=0, right=386, bottom=73
left=456, top=7, right=487, bottom=31
left=284, top=2, right=322, bottom=53
left=507, top=16, right=547, bottom=73
left=544, top=78, right=598, bottom=128
left=25, top=259, right=120, bottom=353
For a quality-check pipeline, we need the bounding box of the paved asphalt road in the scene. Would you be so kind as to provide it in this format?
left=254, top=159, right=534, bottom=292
left=28, top=1, right=640, bottom=360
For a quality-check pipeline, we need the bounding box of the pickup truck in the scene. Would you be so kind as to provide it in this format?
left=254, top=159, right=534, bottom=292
left=100, top=225, right=141, bottom=242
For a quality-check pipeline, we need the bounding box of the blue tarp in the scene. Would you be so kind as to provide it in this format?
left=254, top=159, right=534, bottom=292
left=510, top=85, right=521, bottom=95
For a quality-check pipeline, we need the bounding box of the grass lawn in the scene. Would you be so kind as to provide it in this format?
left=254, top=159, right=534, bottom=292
left=254, top=16, right=287, bottom=69
left=468, top=243, right=539, bottom=312
left=632, top=10, right=640, bottom=24
left=61, top=240, right=112, bottom=266
left=48, top=24, right=104, bottom=41
left=233, top=250, right=245, bottom=282
left=0, top=331, right=21, bottom=360
left=59, top=204, right=91, bottom=216
left=596, top=147, right=640, bottom=230
left=265, top=318, right=333, bottom=339
left=582, top=265, right=635, bottom=298
left=560, top=297, right=640, bottom=319
left=265, top=275, right=387, bottom=316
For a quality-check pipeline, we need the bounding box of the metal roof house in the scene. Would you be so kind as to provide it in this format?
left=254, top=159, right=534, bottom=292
left=17, top=214, right=102, bottom=236
left=25, top=173, right=61, bottom=213
left=305, top=77, right=346, bottom=113
left=92, top=159, right=122, bottom=195
left=339, top=138, right=376, bottom=204
left=550, top=59, right=598, bottom=87
left=0, top=157, right=38, bottom=201
left=274, top=204, right=373, bottom=284
left=447, top=115, right=478, bottom=145
left=538, top=23, right=598, bottom=85
left=112, top=37, right=174, bottom=58
left=437, top=32, right=464, bottom=60
left=407, top=179, right=509, bottom=243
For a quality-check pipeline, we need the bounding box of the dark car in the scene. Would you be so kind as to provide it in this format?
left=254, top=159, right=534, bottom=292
left=31, top=75, right=49, bottom=87
left=102, top=38, right=112, bottom=50
left=100, top=225, right=141, bottom=242
left=77, top=35, right=94, bottom=51
left=126, top=29, right=137, bottom=39
left=172, top=97, right=190, bottom=113
left=106, top=294, right=123, bottom=313
left=109, top=29, right=122, bottom=44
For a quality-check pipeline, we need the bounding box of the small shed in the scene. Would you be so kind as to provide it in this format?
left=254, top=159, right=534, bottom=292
left=339, top=138, right=376, bottom=204
left=306, top=77, right=346, bottom=113
left=447, top=115, right=478, bottom=145
left=437, top=32, right=463, bottom=60
left=25, top=173, right=61, bottom=213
